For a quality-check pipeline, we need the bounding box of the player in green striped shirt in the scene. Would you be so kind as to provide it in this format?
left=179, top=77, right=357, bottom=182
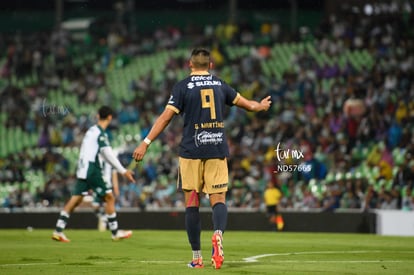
left=52, top=106, right=135, bottom=242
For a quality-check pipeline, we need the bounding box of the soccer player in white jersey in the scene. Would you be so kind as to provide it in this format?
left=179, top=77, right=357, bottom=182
left=52, top=106, right=135, bottom=242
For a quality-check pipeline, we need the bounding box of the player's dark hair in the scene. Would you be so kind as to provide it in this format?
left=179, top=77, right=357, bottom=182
left=190, top=48, right=210, bottom=69
left=191, top=48, right=210, bottom=57
left=98, top=106, right=114, bottom=120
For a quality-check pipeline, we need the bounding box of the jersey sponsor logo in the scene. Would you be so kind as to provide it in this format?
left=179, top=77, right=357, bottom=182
left=194, top=130, right=224, bottom=147
left=212, top=183, right=227, bottom=189
left=187, top=75, right=222, bottom=89
left=191, top=75, right=213, bottom=81
left=195, top=80, right=222, bottom=87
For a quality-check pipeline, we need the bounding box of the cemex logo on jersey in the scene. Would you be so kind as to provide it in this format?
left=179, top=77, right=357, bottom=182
left=194, top=130, right=224, bottom=147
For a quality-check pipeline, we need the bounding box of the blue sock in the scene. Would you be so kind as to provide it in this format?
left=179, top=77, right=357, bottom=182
left=185, top=207, right=201, bottom=250
left=212, top=203, right=227, bottom=233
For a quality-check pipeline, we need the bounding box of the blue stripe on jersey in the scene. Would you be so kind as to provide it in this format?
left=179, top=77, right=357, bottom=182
left=168, top=74, right=239, bottom=159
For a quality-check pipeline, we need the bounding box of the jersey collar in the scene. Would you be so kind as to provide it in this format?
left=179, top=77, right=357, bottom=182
left=190, top=71, right=210, bottom=75
left=97, top=124, right=105, bottom=132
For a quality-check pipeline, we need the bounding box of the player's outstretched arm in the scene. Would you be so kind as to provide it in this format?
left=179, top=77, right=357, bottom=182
left=235, top=95, right=272, bottom=112
left=132, top=108, right=175, bottom=162
left=101, top=147, right=136, bottom=182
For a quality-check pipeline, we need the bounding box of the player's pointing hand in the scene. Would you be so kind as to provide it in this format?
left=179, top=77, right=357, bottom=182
left=261, top=96, right=272, bottom=111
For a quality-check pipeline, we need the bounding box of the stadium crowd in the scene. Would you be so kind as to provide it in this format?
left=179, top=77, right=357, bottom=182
left=1, top=5, right=414, bottom=212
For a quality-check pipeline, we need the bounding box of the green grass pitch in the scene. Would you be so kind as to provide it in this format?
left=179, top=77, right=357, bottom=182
left=0, top=229, right=413, bottom=274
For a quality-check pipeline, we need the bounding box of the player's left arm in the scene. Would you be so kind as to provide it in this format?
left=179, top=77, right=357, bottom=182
left=132, top=107, right=176, bottom=161
left=101, top=146, right=135, bottom=182
left=235, top=95, right=272, bottom=112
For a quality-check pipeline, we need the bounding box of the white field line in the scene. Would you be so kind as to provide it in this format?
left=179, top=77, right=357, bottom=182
left=243, top=250, right=414, bottom=263
left=243, top=250, right=384, bottom=262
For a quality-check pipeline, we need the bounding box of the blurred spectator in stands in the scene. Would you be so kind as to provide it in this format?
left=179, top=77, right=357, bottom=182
left=379, top=189, right=398, bottom=210
left=340, top=179, right=360, bottom=209
left=38, top=124, right=51, bottom=148
left=302, top=157, right=328, bottom=183
left=2, top=190, right=20, bottom=209
left=21, top=187, right=35, bottom=207
left=299, top=184, right=320, bottom=210
left=401, top=186, right=414, bottom=211
left=362, top=185, right=379, bottom=211
left=322, top=179, right=344, bottom=212
left=354, top=177, right=366, bottom=203
left=118, top=102, right=139, bottom=124
left=393, top=161, right=410, bottom=191
left=387, top=120, right=402, bottom=149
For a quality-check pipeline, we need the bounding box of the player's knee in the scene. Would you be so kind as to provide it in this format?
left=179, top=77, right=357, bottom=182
left=209, top=192, right=226, bottom=207
left=185, top=190, right=200, bottom=207
left=104, top=193, right=115, bottom=203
